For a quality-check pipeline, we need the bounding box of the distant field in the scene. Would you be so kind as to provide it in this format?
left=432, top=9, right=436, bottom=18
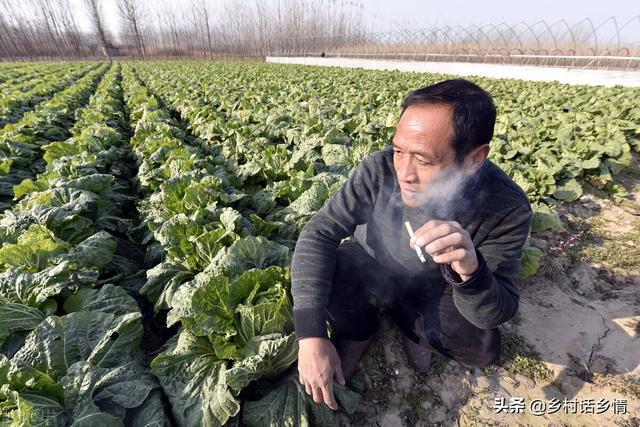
left=0, top=61, right=639, bottom=426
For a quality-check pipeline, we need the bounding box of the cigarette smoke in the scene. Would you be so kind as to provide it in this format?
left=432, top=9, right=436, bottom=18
left=395, top=164, right=482, bottom=220
left=419, top=166, right=477, bottom=219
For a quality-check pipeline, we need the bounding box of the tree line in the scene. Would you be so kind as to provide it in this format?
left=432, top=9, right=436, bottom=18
left=0, top=0, right=367, bottom=60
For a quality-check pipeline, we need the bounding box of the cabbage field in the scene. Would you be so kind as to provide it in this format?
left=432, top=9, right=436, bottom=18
left=0, top=61, right=638, bottom=426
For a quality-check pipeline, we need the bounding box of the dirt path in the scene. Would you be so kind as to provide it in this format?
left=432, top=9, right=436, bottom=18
left=341, top=154, right=640, bottom=426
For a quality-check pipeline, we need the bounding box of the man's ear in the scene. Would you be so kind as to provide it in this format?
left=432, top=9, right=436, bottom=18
left=464, top=144, right=490, bottom=173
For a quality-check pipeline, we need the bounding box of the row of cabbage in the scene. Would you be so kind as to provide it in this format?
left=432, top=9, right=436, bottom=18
left=0, top=63, right=105, bottom=212
left=0, top=63, right=76, bottom=96
left=484, top=79, right=638, bottom=203
left=0, top=63, right=56, bottom=83
left=0, top=63, right=94, bottom=128
left=0, top=64, right=169, bottom=426
left=121, top=66, right=357, bottom=426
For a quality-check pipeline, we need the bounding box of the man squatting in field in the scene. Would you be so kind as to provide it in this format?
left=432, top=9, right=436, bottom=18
left=291, top=79, right=534, bottom=410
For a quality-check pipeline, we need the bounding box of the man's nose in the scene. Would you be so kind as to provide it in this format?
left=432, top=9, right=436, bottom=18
left=397, top=155, right=417, bottom=182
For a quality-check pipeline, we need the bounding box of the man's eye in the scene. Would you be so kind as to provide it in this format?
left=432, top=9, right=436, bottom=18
left=393, top=150, right=403, bottom=156
left=416, top=157, right=429, bottom=165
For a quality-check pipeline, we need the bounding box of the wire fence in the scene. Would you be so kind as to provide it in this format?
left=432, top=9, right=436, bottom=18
left=270, top=16, right=640, bottom=70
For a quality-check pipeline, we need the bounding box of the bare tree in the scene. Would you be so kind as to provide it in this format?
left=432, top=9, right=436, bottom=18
left=154, top=8, right=167, bottom=56
left=59, top=0, right=87, bottom=58
left=83, top=0, right=111, bottom=60
left=166, top=2, right=181, bottom=55
left=190, top=0, right=213, bottom=58
left=28, top=0, right=61, bottom=58
left=153, top=0, right=180, bottom=56
left=190, top=6, right=202, bottom=57
left=0, top=2, right=21, bottom=59
left=118, top=0, right=146, bottom=58
left=201, top=0, right=214, bottom=59
left=40, top=0, right=73, bottom=59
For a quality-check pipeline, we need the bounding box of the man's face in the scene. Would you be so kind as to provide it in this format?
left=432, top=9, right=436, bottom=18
left=392, top=103, right=462, bottom=207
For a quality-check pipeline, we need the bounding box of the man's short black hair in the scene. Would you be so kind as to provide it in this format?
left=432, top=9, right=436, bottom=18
left=401, top=78, right=496, bottom=164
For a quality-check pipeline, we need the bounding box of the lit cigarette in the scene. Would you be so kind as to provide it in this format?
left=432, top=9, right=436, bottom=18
left=404, top=221, right=426, bottom=263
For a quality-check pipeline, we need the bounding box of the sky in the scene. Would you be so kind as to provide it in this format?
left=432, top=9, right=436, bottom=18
left=66, top=0, right=639, bottom=41
left=365, top=0, right=639, bottom=31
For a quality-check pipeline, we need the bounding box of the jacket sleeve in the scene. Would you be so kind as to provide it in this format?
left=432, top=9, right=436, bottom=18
left=291, top=156, right=380, bottom=339
left=441, top=202, right=533, bottom=329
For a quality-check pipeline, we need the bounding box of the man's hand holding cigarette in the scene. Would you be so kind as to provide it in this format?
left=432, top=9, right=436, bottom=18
left=409, top=219, right=478, bottom=281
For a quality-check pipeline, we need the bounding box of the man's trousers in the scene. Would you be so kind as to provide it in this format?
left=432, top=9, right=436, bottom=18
left=326, top=239, right=501, bottom=368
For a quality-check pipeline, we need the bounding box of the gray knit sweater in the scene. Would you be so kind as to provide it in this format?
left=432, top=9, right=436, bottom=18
left=291, top=146, right=533, bottom=339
